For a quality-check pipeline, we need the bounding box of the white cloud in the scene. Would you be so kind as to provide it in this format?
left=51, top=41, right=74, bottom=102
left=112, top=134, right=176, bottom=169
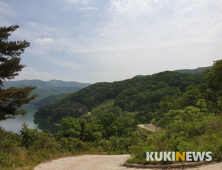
left=63, top=0, right=90, bottom=10
left=175, top=7, right=193, bottom=15
left=35, top=38, right=54, bottom=45
left=83, top=14, right=92, bottom=17
left=78, top=7, right=98, bottom=10
left=64, top=0, right=88, bottom=4
left=14, top=67, right=54, bottom=81
left=0, top=1, right=18, bottom=25
left=109, top=0, right=160, bottom=17
left=0, top=1, right=17, bottom=18
left=28, top=22, right=38, bottom=27
left=57, top=0, right=222, bottom=82
left=77, top=0, right=222, bottom=53
left=46, top=57, right=82, bottom=70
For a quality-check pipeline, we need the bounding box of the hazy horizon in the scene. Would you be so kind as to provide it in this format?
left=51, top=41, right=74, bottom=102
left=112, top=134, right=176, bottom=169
left=3, top=65, right=210, bottom=84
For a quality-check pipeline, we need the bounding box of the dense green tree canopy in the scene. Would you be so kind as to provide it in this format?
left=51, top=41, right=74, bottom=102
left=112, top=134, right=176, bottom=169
left=205, top=60, right=222, bottom=92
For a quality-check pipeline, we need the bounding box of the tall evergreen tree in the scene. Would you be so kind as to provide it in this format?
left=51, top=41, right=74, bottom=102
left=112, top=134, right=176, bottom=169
left=0, top=25, right=36, bottom=120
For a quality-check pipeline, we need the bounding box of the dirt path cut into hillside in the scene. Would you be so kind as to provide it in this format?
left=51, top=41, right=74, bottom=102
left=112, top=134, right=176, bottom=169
left=34, top=155, right=222, bottom=170
left=138, top=124, right=155, bottom=132
left=138, top=123, right=161, bottom=132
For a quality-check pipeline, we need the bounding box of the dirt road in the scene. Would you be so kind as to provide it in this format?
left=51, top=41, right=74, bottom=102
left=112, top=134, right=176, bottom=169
left=138, top=123, right=161, bottom=132
left=34, top=155, right=130, bottom=170
left=34, top=155, right=222, bottom=170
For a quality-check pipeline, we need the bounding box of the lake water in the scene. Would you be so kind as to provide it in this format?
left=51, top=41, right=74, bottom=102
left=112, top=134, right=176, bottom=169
left=0, top=104, right=62, bottom=134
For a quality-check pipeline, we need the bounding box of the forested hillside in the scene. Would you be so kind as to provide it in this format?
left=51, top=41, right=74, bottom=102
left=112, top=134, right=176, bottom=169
left=127, top=60, right=222, bottom=164
left=29, top=87, right=81, bottom=104
left=35, top=71, right=205, bottom=123
left=33, top=93, right=69, bottom=107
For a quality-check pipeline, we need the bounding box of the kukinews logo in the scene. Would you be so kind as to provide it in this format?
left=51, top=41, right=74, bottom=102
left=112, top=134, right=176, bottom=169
left=146, top=152, right=212, bottom=161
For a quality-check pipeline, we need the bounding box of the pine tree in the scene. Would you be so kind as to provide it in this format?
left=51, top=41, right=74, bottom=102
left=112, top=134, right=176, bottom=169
left=0, top=25, right=36, bottom=120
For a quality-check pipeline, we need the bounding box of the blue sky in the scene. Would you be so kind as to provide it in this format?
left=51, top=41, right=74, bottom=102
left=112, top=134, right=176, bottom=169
left=1, top=0, right=222, bottom=83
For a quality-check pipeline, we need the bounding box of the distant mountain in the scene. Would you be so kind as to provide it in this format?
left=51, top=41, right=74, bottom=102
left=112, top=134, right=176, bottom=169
left=3, top=79, right=90, bottom=89
left=2, top=80, right=90, bottom=104
left=174, top=66, right=211, bottom=74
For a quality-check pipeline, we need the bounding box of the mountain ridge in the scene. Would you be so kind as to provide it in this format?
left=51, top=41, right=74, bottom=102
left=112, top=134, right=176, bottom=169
left=2, top=80, right=91, bottom=104
left=132, top=66, right=211, bottom=78
left=3, top=79, right=90, bottom=89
